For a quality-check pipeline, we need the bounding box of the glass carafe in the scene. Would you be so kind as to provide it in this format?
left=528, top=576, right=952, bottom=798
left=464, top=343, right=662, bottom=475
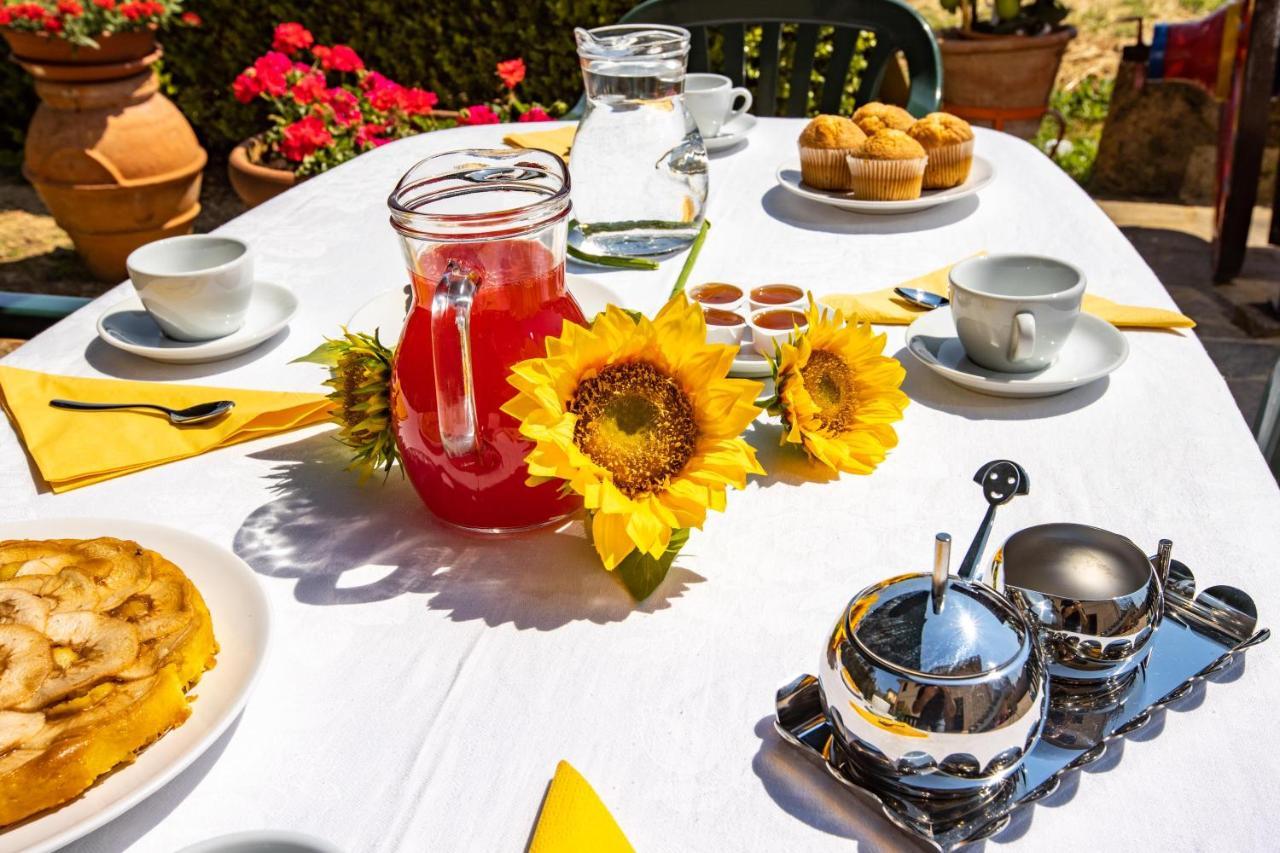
left=387, top=149, right=584, bottom=533
left=572, top=24, right=708, bottom=257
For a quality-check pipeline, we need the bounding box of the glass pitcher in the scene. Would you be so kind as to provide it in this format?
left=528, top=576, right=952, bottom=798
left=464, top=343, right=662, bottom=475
left=387, top=149, right=584, bottom=533
left=572, top=24, right=708, bottom=257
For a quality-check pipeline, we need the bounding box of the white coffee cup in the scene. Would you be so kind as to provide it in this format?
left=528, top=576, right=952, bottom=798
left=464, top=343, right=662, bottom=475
left=948, top=254, right=1085, bottom=373
left=126, top=235, right=255, bottom=341
left=685, top=73, right=752, bottom=139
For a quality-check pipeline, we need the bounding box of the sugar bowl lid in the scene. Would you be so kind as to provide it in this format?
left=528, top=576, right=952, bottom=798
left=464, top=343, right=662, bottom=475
left=848, top=534, right=1030, bottom=678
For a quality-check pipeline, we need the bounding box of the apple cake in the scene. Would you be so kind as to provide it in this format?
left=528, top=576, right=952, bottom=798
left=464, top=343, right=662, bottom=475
left=0, top=537, right=217, bottom=827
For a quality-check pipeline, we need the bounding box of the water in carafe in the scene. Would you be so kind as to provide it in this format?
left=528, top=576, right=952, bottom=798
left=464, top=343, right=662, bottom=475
left=572, top=25, right=708, bottom=257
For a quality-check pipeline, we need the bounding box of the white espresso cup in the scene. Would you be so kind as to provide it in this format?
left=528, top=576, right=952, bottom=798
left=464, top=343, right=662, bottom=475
left=126, top=235, right=255, bottom=341
left=685, top=73, right=752, bottom=139
left=949, top=254, right=1085, bottom=373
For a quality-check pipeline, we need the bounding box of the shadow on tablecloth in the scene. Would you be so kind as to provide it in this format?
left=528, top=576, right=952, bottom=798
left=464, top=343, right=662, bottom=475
left=231, top=433, right=704, bottom=629
left=760, top=186, right=980, bottom=236
left=893, top=346, right=1110, bottom=421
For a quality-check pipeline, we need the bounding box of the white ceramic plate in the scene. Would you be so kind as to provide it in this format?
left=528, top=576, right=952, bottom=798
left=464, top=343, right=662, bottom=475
left=775, top=155, right=996, bottom=215
left=705, top=113, right=757, bottom=153
left=730, top=328, right=773, bottom=378
left=97, top=282, right=297, bottom=364
left=905, top=306, right=1129, bottom=398
left=0, top=518, right=272, bottom=853
left=347, top=274, right=625, bottom=338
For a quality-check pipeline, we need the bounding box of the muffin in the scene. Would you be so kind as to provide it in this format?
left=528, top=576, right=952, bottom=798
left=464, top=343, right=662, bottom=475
left=797, top=115, right=867, bottom=191
left=845, top=129, right=928, bottom=201
left=852, top=102, right=915, bottom=135
left=908, top=112, right=975, bottom=189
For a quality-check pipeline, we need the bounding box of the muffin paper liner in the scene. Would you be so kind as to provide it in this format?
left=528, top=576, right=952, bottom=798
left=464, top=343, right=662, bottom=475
left=844, top=155, right=928, bottom=201
left=921, top=138, right=974, bottom=189
left=799, top=144, right=858, bottom=191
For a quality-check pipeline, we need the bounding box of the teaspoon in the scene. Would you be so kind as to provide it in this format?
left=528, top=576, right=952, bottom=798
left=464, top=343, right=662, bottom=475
left=49, top=398, right=235, bottom=425
left=893, top=287, right=949, bottom=309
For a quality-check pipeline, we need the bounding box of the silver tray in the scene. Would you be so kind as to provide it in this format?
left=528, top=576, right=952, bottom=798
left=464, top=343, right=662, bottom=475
left=773, top=561, right=1270, bottom=851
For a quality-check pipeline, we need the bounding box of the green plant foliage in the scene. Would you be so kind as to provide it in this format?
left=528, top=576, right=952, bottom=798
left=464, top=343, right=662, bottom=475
left=1034, top=75, right=1113, bottom=185
left=0, top=0, right=635, bottom=165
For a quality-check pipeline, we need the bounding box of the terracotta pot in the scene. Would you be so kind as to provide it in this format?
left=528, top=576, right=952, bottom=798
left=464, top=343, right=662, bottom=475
left=939, top=27, right=1076, bottom=139
left=18, top=50, right=206, bottom=281
left=228, top=137, right=298, bottom=208
left=2, top=27, right=156, bottom=65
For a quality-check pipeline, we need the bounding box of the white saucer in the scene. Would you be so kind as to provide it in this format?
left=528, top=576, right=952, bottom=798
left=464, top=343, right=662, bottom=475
left=775, top=155, right=995, bottom=215
left=347, top=274, right=624, bottom=339
left=97, top=281, right=297, bottom=364
left=905, top=306, right=1128, bottom=398
left=705, top=114, right=757, bottom=152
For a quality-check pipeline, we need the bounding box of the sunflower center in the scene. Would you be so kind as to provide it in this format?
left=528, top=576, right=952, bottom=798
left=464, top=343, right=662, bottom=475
left=799, top=349, right=860, bottom=432
left=569, top=361, right=698, bottom=497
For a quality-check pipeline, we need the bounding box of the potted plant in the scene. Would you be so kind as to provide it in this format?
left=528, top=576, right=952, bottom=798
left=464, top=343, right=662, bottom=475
left=1, top=0, right=206, bottom=280
left=229, top=23, right=560, bottom=208
left=936, top=0, right=1076, bottom=139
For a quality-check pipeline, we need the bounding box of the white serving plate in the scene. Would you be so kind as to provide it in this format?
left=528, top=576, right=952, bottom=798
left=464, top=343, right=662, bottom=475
left=775, top=154, right=996, bottom=215
left=704, top=113, right=757, bottom=153
left=0, top=518, right=272, bottom=853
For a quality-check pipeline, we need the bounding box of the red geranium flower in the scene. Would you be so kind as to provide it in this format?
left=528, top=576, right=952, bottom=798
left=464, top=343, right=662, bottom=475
left=280, top=115, right=333, bottom=162
left=458, top=105, right=501, bottom=126
left=355, top=122, right=390, bottom=148
left=399, top=88, right=439, bottom=116
left=252, top=51, right=293, bottom=97
left=180, top=10, right=200, bottom=25
left=518, top=107, right=552, bottom=123
left=327, top=89, right=361, bottom=126
left=232, top=72, right=262, bottom=104
left=320, top=44, right=363, bottom=73
left=272, top=22, right=313, bottom=56
left=290, top=71, right=327, bottom=105
left=0, top=9, right=10, bottom=24
left=56, top=0, right=83, bottom=16
left=118, top=2, right=144, bottom=20
left=496, top=58, right=525, bottom=90
left=20, top=4, right=47, bottom=19
left=92, top=0, right=114, bottom=9
left=43, top=16, right=62, bottom=31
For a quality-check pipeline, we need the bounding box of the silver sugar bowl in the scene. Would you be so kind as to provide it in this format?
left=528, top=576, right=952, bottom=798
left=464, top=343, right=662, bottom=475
left=994, top=523, right=1171, bottom=684
left=817, top=533, right=1048, bottom=797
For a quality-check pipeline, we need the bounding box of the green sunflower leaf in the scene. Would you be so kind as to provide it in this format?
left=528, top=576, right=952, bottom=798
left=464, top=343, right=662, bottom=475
left=613, top=527, right=690, bottom=602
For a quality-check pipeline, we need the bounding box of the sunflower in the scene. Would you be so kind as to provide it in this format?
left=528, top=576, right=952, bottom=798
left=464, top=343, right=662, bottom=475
left=767, top=297, right=908, bottom=475
left=502, top=295, right=764, bottom=573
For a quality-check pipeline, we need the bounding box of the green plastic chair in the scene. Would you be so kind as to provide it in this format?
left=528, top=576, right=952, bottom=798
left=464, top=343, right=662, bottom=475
left=0, top=292, right=90, bottom=341
left=615, top=0, right=942, bottom=117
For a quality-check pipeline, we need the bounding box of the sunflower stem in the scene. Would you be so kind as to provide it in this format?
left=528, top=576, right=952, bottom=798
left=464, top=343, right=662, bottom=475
left=670, top=219, right=710, bottom=299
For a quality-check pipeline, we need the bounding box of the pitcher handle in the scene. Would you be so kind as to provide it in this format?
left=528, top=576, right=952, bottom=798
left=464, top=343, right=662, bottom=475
left=431, top=260, right=480, bottom=458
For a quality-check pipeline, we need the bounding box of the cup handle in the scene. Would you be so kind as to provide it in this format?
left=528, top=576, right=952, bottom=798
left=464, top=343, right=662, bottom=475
left=431, top=260, right=480, bottom=458
left=1009, top=312, right=1035, bottom=363
left=727, top=87, right=753, bottom=123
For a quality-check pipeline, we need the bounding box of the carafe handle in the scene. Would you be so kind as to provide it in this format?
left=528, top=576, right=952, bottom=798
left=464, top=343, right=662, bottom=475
left=431, top=261, right=480, bottom=457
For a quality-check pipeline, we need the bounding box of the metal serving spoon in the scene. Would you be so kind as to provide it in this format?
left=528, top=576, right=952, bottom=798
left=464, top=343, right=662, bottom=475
left=49, top=398, right=235, bottom=425
left=893, top=287, right=949, bottom=309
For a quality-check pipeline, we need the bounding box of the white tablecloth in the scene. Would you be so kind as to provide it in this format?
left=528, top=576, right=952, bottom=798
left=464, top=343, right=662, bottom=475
left=3, top=120, right=1278, bottom=853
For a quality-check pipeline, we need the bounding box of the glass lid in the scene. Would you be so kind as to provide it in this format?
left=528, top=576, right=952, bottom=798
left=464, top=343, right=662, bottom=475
left=848, top=574, right=1028, bottom=678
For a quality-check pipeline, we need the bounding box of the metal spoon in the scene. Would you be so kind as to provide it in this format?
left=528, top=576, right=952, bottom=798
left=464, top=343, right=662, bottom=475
left=959, top=459, right=1030, bottom=579
left=49, top=398, right=235, bottom=425
left=893, top=287, right=949, bottom=309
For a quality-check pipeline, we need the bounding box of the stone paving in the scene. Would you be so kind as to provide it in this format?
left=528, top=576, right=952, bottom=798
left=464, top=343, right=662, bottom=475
left=1, top=172, right=1278, bottom=429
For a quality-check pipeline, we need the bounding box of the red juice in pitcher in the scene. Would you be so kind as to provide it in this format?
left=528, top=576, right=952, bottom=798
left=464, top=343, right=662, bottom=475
left=387, top=149, right=583, bottom=532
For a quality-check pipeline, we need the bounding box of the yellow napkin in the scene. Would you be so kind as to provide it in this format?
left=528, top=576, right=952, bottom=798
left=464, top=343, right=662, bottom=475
left=0, top=366, right=332, bottom=493
left=822, top=257, right=1196, bottom=329
left=503, top=124, right=577, bottom=160
left=529, top=761, right=634, bottom=853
